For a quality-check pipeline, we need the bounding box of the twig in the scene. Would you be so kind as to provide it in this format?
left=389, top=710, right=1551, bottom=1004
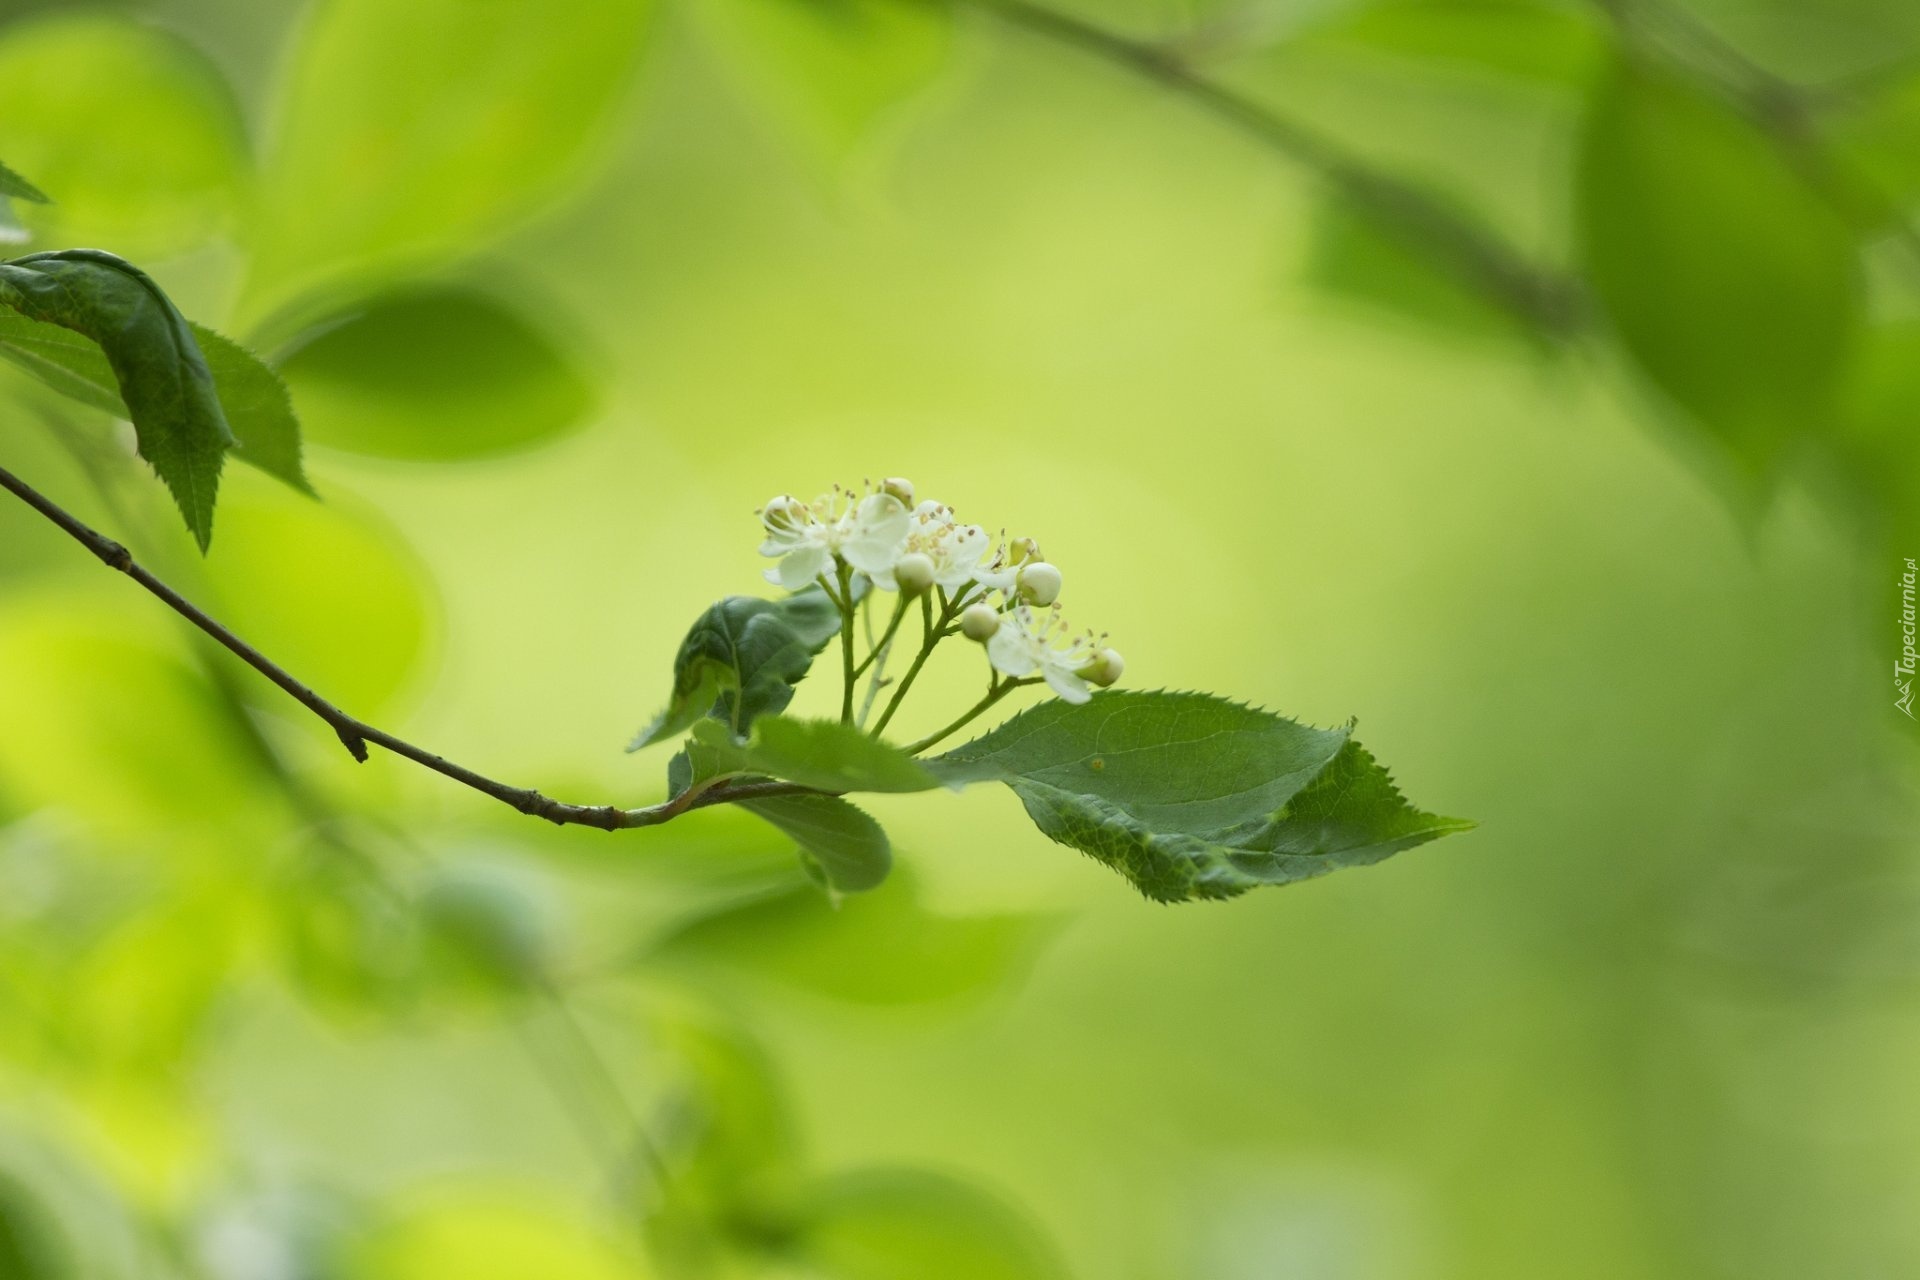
left=0, top=461, right=822, bottom=831
left=950, top=0, right=1585, bottom=338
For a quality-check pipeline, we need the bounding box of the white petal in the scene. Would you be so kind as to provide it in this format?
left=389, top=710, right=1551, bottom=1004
left=1043, top=665, right=1092, bottom=703
left=987, top=627, right=1038, bottom=677
left=777, top=544, right=831, bottom=589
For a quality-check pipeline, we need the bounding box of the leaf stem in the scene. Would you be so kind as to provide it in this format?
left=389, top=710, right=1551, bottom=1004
left=0, top=460, right=827, bottom=832
left=870, top=591, right=948, bottom=739
left=902, top=676, right=1040, bottom=756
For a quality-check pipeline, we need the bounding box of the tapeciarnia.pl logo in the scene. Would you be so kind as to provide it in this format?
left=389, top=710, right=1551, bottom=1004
left=1900, top=557, right=1917, bottom=719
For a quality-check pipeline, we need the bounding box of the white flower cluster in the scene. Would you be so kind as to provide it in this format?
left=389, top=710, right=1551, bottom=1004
left=757, top=479, right=1123, bottom=703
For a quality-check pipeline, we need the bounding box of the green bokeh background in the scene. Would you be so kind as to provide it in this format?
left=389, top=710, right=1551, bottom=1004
left=1, top=0, right=1917, bottom=1276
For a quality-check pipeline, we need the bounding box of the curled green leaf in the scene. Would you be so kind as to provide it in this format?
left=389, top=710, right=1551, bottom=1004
left=631, top=589, right=841, bottom=750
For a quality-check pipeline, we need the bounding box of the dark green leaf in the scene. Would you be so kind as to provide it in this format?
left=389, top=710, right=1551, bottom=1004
left=0, top=159, right=49, bottom=204
left=1576, top=58, right=1863, bottom=471
left=799, top=1169, right=1065, bottom=1280
left=652, top=866, right=1050, bottom=1005
left=687, top=717, right=938, bottom=794
left=632, top=590, right=842, bottom=750
left=276, top=286, right=594, bottom=462
left=738, top=793, right=892, bottom=893
left=0, top=1175, right=69, bottom=1280
left=0, top=310, right=309, bottom=494
left=0, top=249, right=232, bottom=547
left=931, top=691, right=1469, bottom=903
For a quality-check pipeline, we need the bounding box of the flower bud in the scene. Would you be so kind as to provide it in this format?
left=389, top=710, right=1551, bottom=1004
left=881, top=477, right=915, bottom=506
left=1016, top=561, right=1062, bottom=607
left=1080, top=647, right=1124, bottom=687
left=893, top=552, right=936, bottom=596
left=1008, top=536, right=1041, bottom=565
left=960, top=602, right=1003, bottom=642
left=761, top=494, right=808, bottom=533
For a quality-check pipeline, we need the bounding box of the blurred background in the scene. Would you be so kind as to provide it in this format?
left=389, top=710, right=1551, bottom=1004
left=0, top=0, right=1917, bottom=1275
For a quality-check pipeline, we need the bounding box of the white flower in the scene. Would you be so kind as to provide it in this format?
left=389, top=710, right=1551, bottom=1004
left=758, top=488, right=911, bottom=590
left=985, top=604, right=1111, bottom=703
left=869, top=501, right=1008, bottom=594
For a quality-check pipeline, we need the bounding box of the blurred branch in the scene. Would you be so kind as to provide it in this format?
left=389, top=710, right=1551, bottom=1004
left=949, top=0, right=1586, bottom=337
left=0, top=461, right=824, bottom=832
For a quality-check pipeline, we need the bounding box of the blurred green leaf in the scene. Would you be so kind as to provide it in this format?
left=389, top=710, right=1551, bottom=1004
left=652, top=866, right=1050, bottom=1005
left=650, top=1011, right=807, bottom=1259
left=1831, top=68, right=1920, bottom=224
left=0, top=1175, right=70, bottom=1280
left=0, top=250, right=232, bottom=548
left=1839, top=316, right=1920, bottom=518
left=699, top=0, right=950, bottom=162
left=63, top=887, right=239, bottom=1072
left=738, top=793, right=892, bottom=893
left=1300, top=0, right=1604, bottom=89
left=276, top=286, right=594, bottom=462
left=634, top=591, right=843, bottom=750
left=250, top=0, right=655, bottom=303
left=687, top=717, right=938, bottom=794
left=199, top=484, right=430, bottom=714
left=415, top=864, right=551, bottom=1000
left=1576, top=58, right=1863, bottom=471
left=351, top=1191, right=644, bottom=1279
left=798, top=1169, right=1064, bottom=1280
left=931, top=691, right=1470, bottom=902
left=0, top=311, right=309, bottom=494
left=0, top=159, right=50, bottom=204
left=0, top=14, right=246, bottom=257
left=272, top=847, right=421, bottom=1022
left=1304, top=192, right=1529, bottom=339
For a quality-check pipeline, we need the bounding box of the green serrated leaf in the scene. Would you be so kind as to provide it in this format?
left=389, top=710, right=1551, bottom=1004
left=0, top=309, right=309, bottom=494
left=0, top=249, right=233, bottom=548
left=738, top=792, right=891, bottom=893
left=0, top=159, right=50, bottom=204
left=632, top=590, right=843, bottom=750
left=931, top=691, right=1469, bottom=903
left=688, top=717, right=938, bottom=794
left=1576, top=57, right=1863, bottom=473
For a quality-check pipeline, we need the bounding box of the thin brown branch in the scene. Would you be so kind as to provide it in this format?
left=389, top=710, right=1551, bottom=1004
left=950, top=0, right=1585, bottom=338
left=0, top=461, right=821, bottom=831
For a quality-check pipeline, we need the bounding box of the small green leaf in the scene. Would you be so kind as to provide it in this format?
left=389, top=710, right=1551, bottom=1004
left=0, top=310, right=308, bottom=495
left=276, top=286, right=594, bottom=462
left=798, top=1169, right=1066, bottom=1280
left=931, top=691, right=1469, bottom=903
left=738, top=793, right=892, bottom=893
left=652, top=866, right=1050, bottom=1005
left=632, top=591, right=843, bottom=750
left=1576, top=57, right=1863, bottom=472
left=0, top=159, right=50, bottom=204
left=0, top=250, right=232, bottom=548
left=687, top=717, right=938, bottom=794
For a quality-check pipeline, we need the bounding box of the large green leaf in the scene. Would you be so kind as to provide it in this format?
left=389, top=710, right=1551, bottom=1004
left=798, top=1169, right=1065, bottom=1280
left=1575, top=58, right=1863, bottom=472
left=651, top=866, right=1049, bottom=1005
left=249, top=0, right=655, bottom=305
left=632, top=591, right=843, bottom=750
left=0, top=250, right=232, bottom=547
left=738, top=793, right=892, bottom=893
left=698, top=0, right=950, bottom=162
left=930, top=691, right=1469, bottom=902
left=0, top=14, right=248, bottom=257
left=276, top=286, right=594, bottom=462
left=0, top=310, right=309, bottom=494
left=686, top=717, right=937, bottom=795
